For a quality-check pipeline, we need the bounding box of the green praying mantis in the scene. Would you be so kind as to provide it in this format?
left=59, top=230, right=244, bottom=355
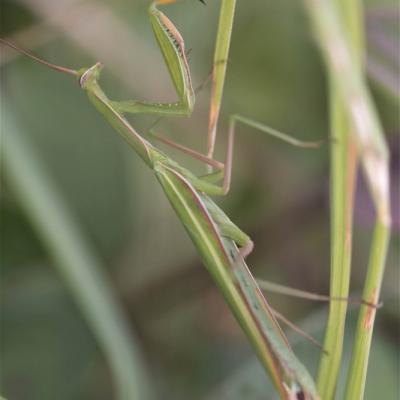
left=0, top=0, right=331, bottom=398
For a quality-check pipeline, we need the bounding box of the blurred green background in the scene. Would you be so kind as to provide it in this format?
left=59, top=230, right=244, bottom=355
left=1, top=0, right=398, bottom=399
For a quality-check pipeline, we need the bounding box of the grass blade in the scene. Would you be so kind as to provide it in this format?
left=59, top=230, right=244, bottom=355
left=1, top=102, right=153, bottom=400
left=304, top=1, right=391, bottom=397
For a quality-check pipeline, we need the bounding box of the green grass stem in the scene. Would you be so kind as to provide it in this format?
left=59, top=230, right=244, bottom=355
left=344, top=220, right=390, bottom=399
left=305, top=0, right=391, bottom=398
left=315, top=0, right=362, bottom=396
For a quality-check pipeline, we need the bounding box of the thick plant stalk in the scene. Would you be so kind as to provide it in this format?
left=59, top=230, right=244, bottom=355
left=316, top=65, right=358, bottom=399
left=315, top=0, right=362, bottom=397
left=305, top=0, right=391, bottom=398
left=1, top=103, right=153, bottom=400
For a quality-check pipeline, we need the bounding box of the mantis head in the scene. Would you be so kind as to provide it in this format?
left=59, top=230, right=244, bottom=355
left=78, top=62, right=104, bottom=90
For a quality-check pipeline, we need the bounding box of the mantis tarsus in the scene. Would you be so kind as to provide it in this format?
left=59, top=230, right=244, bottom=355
left=0, top=1, right=326, bottom=398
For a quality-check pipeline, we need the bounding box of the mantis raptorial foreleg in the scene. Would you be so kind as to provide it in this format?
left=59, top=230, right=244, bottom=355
left=110, top=0, right=197, bottom=117
left=112, top=0, right=235, bottom=167
left=101, top=0, right=321, bottom=204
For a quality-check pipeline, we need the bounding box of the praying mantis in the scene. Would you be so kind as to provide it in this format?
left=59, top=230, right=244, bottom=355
left=0, top=0, right=327, bottom=398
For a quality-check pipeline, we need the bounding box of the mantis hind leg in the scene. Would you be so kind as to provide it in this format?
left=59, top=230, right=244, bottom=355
left=257, top=279, right=382, bottom=308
